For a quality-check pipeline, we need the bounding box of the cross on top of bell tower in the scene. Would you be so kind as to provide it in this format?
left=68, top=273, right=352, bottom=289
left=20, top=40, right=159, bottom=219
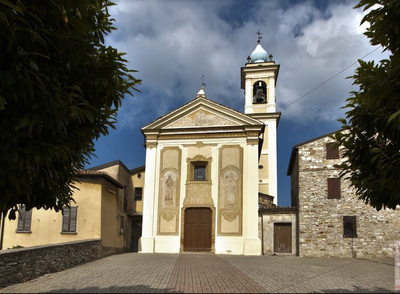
left=241, top=33, right=280, bottom=114
left=255, top=30, right=262, bottom=43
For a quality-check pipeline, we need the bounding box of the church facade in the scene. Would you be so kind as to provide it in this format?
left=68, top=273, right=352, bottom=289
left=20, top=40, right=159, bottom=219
left=139, top=39, right=280, bottom=255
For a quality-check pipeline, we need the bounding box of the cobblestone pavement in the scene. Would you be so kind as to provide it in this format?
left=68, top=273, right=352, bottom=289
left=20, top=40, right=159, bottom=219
left=0, top=253, right=396, bottom=293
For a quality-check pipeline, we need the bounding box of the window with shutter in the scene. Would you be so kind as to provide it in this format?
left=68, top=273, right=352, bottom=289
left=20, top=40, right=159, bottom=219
left=70, top=206, right=77, bottom=232
left=343, top=216, right=357, bottom=237
left=16, top=205, right=32, bottom=233
left=62, top=206, right=70, bottom=232
left=62, top=206, right=78, bottom=233
left=135, top=187, right=143, bottom=201
left=326, top=143, right=339, bottom=159
left=327, top=178, right=341, bottom=199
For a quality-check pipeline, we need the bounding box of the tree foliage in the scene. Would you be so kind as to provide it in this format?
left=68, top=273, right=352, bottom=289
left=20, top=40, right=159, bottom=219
left=0, top=0, right=141, bottom=219
left=334, top=0, right=400, bottom=210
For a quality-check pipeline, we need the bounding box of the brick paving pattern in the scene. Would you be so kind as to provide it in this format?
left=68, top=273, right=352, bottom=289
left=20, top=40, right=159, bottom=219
left=166, top=254, right=266, bottom=293
left=221, top=255, right=395, bottom=293
left=0, top=253, right=396, bottom=293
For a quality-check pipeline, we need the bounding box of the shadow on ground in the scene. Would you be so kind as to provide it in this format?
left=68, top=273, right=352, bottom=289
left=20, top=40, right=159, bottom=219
left=42, top=285, right=183, bottom=293
left=319, top=285, right=394, bottom=293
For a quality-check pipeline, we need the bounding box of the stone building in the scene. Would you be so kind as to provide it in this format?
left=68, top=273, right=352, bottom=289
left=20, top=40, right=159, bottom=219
left=287, top=131, right=400, bottom=258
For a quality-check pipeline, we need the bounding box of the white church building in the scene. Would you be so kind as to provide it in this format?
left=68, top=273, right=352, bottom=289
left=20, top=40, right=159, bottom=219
left=139, top=38, right=280, bottom=255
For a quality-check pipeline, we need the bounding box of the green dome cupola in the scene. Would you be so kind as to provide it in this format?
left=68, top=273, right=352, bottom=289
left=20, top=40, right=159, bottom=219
left=250, top=39, right=268, bottom=63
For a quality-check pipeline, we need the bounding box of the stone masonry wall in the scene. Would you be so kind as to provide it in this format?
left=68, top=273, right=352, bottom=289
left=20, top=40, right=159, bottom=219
left=296, top=135, right=400, bottom=258
left=259, top=212, right=297, bottom=255
left=0, top=239, right=101, bottom=287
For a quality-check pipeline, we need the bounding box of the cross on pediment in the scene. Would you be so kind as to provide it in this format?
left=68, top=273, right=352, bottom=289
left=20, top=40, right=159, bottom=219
left=201, top=75, right=206, bottom=87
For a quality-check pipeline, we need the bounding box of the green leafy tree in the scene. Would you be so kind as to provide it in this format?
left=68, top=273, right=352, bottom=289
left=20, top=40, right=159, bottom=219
left=0, top=0, right=140, bottom=220
left=334, top=0, right=400, bottom=210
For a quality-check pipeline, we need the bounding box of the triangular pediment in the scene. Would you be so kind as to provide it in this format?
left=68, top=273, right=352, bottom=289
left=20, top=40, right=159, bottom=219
left=142, top=97, right=263, bottom=131
left=165, top=108, right=241, bottom=128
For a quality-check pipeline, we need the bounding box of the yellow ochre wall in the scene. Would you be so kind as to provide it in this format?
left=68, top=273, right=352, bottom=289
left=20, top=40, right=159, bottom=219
left=101, top=183, right=124, bottom=249
left=2, top=180, right=102, bottom=249
left=131, top=171, right=144, bottom=214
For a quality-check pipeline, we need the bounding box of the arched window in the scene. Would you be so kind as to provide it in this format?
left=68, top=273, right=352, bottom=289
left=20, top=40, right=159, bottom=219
left=252, top=81, right=267, bottom=103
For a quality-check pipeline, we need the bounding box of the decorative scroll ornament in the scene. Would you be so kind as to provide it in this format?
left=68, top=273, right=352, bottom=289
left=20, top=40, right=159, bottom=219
left=160, top=209, right=177, bottom=222
left=183, top=184, right=214, bottom=206
left=221, top=210, right=240, bottom=222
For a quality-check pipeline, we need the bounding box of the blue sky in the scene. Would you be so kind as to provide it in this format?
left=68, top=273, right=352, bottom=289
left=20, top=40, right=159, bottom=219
left=85, top=0, right=388, bottom=207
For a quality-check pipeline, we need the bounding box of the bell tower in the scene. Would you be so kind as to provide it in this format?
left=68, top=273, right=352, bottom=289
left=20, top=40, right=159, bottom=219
left=241, top=32, right=280, bottom=204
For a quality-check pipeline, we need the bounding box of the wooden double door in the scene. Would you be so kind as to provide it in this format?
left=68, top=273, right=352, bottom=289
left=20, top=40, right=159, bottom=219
left=184, top=208, right=212, bottom=252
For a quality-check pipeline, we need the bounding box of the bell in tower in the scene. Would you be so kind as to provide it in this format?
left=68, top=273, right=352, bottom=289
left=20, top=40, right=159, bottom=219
left=253, top=81, right=266, bottom=103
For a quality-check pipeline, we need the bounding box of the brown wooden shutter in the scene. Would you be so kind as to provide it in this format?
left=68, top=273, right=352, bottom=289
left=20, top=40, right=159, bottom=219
left=70, top=207, right=77, bottom=232
left=328, top=178, right=341, bottom=199
left=343, top=216, right=357, bottom=237
left=326, top=143, right=339, bottom=159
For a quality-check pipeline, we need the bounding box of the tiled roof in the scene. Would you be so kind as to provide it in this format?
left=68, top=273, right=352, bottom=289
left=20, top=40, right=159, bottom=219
left=74, top=170, right=124, bottom=189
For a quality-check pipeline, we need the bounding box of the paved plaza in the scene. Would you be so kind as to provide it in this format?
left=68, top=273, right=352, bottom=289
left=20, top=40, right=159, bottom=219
left=0, top=253, right=396, bottom=293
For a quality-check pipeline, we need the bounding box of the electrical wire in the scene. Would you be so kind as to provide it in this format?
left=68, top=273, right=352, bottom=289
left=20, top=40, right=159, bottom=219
left=280, top=46, right=381, bottom=111
left=100, top=46, right=384, bottom=182
left=100, top=137, right=131, bottom=166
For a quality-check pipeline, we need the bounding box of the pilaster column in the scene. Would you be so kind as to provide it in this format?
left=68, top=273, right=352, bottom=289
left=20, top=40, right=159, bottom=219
left=268, top=121, right=278, bottom=204
left=268, top=76, right=276, bottom=112
left=139, top=144, right=157, bottom=253
left=243, top=142, right=261, bottom=255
